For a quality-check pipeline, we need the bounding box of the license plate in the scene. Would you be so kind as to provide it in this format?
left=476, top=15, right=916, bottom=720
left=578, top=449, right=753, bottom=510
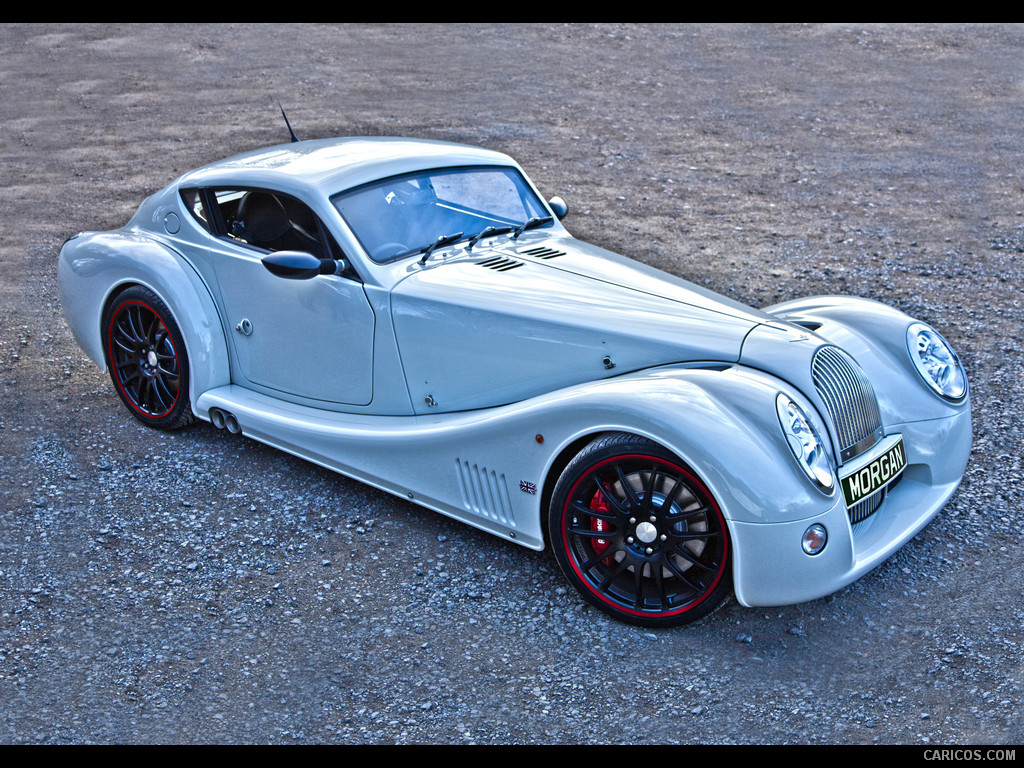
left=840, top=436, right=906, bottom=507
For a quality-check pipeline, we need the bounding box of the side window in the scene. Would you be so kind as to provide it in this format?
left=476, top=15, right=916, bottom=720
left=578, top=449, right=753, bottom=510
left=180, top=189, right=211, bottom=232
left=208, top=188, right=359, bottom=281
left=211, top=188, right=331, bottom=260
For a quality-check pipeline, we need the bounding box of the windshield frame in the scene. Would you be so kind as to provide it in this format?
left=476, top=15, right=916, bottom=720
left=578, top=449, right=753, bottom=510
left=330, top=164, right=551, bottom=264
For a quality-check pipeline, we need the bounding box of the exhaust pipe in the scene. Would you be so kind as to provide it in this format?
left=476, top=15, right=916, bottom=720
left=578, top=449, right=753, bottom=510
left=224, top=413, right=241, bottom=434
left=210, top=408, right=227, bottom=430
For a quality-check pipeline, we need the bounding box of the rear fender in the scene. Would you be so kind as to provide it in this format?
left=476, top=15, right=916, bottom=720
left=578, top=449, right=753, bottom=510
left=58, top=230, right=230, bottom=409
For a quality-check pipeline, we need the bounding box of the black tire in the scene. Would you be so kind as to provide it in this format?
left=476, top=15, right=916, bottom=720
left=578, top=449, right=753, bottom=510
left=549, top=433, right=731, bottom=627
left=102, top=285, right=195, bottom=430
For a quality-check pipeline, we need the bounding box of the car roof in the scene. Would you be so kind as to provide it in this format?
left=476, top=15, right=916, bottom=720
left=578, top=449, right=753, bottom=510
left=177, top=137, right=519, bottom=197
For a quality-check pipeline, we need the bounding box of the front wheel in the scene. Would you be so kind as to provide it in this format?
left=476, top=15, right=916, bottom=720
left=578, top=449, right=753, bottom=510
left=549, top=433, right=731, bottom=627
left=103, top=285, right=195, bottom=429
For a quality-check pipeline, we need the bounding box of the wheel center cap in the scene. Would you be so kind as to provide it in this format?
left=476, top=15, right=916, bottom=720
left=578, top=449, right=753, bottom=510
left=147, top=350, right=158, bottom=367
left=635, top=521, right=658, bottom=544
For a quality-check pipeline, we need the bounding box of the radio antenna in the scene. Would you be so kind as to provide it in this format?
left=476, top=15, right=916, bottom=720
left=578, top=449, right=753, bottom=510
left=278, top=102, right=300, bottom=143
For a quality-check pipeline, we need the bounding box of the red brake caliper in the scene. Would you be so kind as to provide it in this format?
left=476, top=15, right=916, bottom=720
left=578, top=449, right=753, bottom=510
left=589, top=488, right=611, bottom=559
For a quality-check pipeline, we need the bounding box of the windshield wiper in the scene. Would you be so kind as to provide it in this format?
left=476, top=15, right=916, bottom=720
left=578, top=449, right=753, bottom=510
left=466, top=225, right=514, bottom=250
left=419, top=231, right=464, bottom=264
left=511, top=216, right=553, bottom=239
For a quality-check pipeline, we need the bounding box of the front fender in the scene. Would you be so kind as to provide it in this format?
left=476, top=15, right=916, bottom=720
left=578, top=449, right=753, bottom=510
left=764, top=295, right=970, bottom=425
left=535, top=364, right=836, bottom=528
left=534, top=360, right=968, bottom=608
left=58, top=230, right=230, bottom=409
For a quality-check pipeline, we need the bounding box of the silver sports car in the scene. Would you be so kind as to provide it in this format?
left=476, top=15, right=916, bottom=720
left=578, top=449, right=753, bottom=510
left=58, top=137, right=971, bottom=626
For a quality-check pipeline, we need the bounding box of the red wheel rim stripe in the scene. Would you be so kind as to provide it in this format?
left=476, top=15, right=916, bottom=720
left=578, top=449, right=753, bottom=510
left=107, top=298, right=181, bottom=419
left=560, top=453, right=728, bottom=618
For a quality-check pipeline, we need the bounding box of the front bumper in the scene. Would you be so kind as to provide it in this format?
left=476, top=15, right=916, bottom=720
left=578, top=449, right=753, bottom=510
left=730, top=405, right=971, bottom=607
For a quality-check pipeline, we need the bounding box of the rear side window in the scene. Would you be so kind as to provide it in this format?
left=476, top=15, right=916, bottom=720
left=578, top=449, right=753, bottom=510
left=180, top=188, right=211, bottom=232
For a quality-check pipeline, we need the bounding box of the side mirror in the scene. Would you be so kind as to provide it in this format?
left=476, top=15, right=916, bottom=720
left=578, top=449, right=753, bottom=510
left=547, top=196, right=568, bottom=220
left=262, top=251, right=347, bottom=280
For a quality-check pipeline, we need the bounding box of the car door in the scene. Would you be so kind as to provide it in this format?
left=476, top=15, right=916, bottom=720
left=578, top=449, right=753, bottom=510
left=205, top=188, right=375, bottom=406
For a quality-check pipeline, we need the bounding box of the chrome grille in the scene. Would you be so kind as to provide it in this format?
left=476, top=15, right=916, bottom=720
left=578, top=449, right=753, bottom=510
left=848, top=488, right=885, bottom=525
left=811, top=346, right=883, bottom=462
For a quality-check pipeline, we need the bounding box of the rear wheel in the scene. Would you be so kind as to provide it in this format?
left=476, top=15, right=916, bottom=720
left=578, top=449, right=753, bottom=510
left=549, top=433, right=731, bottom=627
left=103, top=286, right=195, bottom=429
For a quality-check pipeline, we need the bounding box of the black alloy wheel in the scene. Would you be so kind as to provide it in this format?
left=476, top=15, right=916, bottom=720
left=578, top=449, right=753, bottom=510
left=104, top=285, right=194, bottom=429
left=550, top=433, right=731, bottom=627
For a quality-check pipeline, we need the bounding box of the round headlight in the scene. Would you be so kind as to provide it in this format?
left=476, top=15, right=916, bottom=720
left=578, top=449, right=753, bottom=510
left=906, top=322, right=966, bottom=400
left=776, top=393, right=834, bottom=493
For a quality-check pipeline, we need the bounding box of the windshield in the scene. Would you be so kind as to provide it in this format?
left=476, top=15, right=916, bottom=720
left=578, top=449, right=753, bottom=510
left=331, top=165, right=550, bottom=263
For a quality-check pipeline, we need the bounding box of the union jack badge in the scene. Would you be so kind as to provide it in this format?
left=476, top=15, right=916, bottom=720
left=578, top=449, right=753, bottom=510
left=520, top=480, right=537, bottom=495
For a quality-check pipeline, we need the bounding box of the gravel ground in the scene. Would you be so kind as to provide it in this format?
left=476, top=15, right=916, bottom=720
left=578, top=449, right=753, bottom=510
left=1, top=23, right=1022, bottom=745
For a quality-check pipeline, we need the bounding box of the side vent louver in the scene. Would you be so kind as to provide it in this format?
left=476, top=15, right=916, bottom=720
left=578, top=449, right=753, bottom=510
left=477, top=256, right=523, bottom=272
left=519, top=246, right=565, bottom=260
left=455, top=459, right=516, bottom=527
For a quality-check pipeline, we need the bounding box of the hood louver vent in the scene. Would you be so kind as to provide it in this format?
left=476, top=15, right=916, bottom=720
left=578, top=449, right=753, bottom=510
left=519, top=246, right=565, bottom=260
left=478, top=257, right=523, bottom=272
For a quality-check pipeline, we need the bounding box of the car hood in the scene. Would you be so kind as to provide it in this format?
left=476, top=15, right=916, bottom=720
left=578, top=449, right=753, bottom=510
left=391, top=233, right=780, bottom=414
